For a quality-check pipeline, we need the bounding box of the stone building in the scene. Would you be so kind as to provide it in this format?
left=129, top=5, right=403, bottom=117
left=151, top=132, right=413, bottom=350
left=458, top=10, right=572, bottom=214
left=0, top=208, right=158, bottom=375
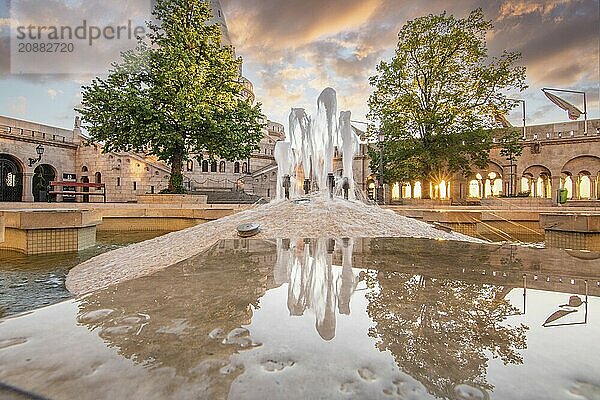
left=355, top=119, right=600, bottom=204
left=2, top=115, right=599, bottom=205
left=0, top=114, right=284, bottom=203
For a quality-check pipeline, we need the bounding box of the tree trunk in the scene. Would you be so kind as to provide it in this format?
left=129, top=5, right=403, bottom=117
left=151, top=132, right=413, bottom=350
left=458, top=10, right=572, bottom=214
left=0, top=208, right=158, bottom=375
left=421, top=178, right=432, bottom=199
left=169, top=147, right=185, bottom=194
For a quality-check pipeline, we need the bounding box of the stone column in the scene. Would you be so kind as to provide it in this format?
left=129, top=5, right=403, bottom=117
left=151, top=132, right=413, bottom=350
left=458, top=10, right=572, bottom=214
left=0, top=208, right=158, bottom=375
left=591, top=176, right=597, bottom=200
left=22, top=171, right=34, bottom=202
left=551, top=176, right=561, bottom=204
left=575, top=176, right=581, bottom=200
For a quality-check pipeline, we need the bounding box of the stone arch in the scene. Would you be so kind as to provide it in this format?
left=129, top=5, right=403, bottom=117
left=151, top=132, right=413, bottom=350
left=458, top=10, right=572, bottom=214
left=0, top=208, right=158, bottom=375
left=521, top=165, right=552, bottom=198
left=0, top=153, right=24, bottom=202
left=33, top=164, right=57, bottom=202
left=562, top=155, right=600, bottom=176
left=562, top=156, right=600, bottom=200
left=366, top=175, right=376, bottom=201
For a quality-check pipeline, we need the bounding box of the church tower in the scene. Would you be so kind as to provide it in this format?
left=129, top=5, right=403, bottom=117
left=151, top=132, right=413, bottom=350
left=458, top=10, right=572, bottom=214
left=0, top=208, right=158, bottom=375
left=208, top=0, right=232, bottom=46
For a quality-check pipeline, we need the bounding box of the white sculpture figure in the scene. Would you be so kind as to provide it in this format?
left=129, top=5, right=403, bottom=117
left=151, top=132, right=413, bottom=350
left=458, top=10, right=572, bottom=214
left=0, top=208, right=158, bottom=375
left=289, top=108, right=312, bottom=196
left=274, top=141, right=292, bottom=200
left=276, top=88, right=361, bottom=200
left=339, top=111, right=360, bottom=200
left=313, top=88, right=338, bottom=192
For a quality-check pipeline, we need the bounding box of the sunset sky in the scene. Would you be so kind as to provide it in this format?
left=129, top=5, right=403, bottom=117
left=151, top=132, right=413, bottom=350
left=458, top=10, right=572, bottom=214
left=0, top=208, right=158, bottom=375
left=1, top=0, right=598, bottom=130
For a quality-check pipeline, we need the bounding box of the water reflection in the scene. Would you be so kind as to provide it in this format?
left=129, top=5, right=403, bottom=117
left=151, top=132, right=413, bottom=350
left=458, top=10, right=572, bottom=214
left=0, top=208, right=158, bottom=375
left=365, top=270, right=528, bottom=398
left=1, top=238, right=599, bottom=400
left=274, top=238, right=364, bottom=340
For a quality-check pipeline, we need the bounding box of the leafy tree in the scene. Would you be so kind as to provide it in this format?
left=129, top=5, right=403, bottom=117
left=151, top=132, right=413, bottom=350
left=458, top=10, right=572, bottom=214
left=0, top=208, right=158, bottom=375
left=78, top=0, right=265, bottom=193
left=368, top=9, right=526, bottom=198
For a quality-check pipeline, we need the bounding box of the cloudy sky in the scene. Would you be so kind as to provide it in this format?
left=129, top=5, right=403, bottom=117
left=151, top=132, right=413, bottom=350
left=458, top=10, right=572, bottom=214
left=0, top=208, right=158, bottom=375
left=0, top=0, right=598, bottom=130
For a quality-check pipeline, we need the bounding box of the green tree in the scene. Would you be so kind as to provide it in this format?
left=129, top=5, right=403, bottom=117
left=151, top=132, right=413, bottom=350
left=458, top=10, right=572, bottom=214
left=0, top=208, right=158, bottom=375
left=368, top=9, right=526, bottom=198
left=78, top=0, right=265, bottom=193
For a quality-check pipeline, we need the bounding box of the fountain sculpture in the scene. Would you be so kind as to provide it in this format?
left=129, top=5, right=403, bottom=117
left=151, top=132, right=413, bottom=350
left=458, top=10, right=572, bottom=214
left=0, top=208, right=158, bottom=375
left=274, top=88, right=360, bottom=201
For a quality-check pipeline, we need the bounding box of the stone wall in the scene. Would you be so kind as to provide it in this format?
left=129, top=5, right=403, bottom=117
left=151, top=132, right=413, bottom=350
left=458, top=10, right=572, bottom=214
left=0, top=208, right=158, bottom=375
left=1, top=117, right=78, bottom=202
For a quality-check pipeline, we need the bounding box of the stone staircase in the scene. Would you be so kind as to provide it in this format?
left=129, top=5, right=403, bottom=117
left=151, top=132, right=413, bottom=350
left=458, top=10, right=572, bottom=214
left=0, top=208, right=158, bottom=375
left=191, top=190, right=268, bottom=205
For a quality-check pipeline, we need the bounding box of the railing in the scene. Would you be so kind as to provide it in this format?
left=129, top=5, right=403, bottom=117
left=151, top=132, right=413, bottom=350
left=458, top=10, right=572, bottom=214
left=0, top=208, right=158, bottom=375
left=0, top=124, right=72, bottom=144
left=49, top=181, right=106, bottom=203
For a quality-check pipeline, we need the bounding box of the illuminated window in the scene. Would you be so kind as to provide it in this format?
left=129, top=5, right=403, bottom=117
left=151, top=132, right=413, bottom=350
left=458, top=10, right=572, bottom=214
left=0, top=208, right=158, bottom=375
left=413, top=181, right=422, bottom=199
left=580, top=175, right=591, bottom=199
left=469, top=180, right=480, bottom=198
left=392, top=182, right=400, bottom=200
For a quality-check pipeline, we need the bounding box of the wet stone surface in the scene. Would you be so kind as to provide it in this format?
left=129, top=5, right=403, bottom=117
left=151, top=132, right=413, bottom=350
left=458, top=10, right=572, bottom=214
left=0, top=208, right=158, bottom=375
left=1, top=237, right=600, bottom=400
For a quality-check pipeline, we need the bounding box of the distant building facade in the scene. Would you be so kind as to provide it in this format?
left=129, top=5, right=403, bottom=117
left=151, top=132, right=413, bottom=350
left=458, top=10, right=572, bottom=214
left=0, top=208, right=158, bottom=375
left=0, top=115, right=284, bottom=203
left=2, top=116, right=599, bottom=204
left=351, top=119, right=600, bottom=204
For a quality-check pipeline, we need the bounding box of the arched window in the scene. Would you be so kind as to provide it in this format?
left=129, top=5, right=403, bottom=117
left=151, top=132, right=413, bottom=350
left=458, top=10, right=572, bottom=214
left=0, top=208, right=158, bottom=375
left=210, top=162, right=217, bottom=173
left=439, top=180, right=448, bottom=199
left=242, top=162, right=247, bottom=174
left=469, top=180, right=480, bottom=198
left=413, top=181, right=422, bottom=199
left=95, top=172, right=102, bottom=184
left=219, top=161, right=226, bottom=173
left=202, top=160, right=209, bottom=172
left=402, top=183, right=412, bottom=199
left=579, top=174, right=592, bottom=199
left=81, top=166, right=88, bottom=172
left=391, top=182, right=400, bottom=200
left=234, top=162, right=240, bottom=174
left=186, top=160, right=194, bottom=172
left=563, top=175, right=573, bottom=199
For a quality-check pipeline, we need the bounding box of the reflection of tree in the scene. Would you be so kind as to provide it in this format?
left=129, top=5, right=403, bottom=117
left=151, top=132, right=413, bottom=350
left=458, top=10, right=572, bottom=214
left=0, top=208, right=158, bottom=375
left=76, top=241, right=276, bottom=399
left=366, top=271, right=527, bottom=399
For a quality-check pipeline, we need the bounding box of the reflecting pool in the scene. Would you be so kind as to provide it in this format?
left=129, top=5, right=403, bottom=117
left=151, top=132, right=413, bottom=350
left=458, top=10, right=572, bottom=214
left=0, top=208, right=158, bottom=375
left=0, top=231, right=170, bottom=318
left=0, top=238, right=599, bottom=400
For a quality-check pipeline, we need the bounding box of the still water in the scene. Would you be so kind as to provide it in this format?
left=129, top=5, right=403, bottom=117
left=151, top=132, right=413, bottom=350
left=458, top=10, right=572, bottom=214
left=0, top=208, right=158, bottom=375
left=0, top=231, right=170, bottom=318
left=0, top=238, right=598, bottom=400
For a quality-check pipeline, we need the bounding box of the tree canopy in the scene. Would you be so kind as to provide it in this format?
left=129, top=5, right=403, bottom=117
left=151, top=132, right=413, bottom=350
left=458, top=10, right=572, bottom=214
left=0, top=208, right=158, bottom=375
left=78, top=0, right=265, bottom=193
left=368, top=9, right=526, bottom=197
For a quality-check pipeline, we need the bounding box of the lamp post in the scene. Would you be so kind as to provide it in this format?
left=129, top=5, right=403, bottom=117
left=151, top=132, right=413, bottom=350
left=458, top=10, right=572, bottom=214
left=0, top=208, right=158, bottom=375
left=507, top=98, right=526, bottom=197
left=378, top=132, right=385, bottom=205
left=28, top=144, right=45, bottom=167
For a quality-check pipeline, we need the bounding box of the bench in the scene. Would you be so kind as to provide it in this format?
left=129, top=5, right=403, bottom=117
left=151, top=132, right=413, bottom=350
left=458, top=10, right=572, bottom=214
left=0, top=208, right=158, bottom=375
left=49, top=181, right=107, bottom=203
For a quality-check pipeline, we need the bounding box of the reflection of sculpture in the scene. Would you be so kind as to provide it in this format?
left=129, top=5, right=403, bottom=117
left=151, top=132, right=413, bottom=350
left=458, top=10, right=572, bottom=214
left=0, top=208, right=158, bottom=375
left=274, top=238, right=364, bottom=341
left=366, top=270, right=528, bottom=399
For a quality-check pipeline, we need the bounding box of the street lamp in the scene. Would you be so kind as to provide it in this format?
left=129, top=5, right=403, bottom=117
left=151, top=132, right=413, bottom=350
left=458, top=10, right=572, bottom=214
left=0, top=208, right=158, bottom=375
left=507, top=98, right=526, bottom=197
left=28, top=144, right=45, bottom=167
left=378, top=132, right=385, bottom=205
